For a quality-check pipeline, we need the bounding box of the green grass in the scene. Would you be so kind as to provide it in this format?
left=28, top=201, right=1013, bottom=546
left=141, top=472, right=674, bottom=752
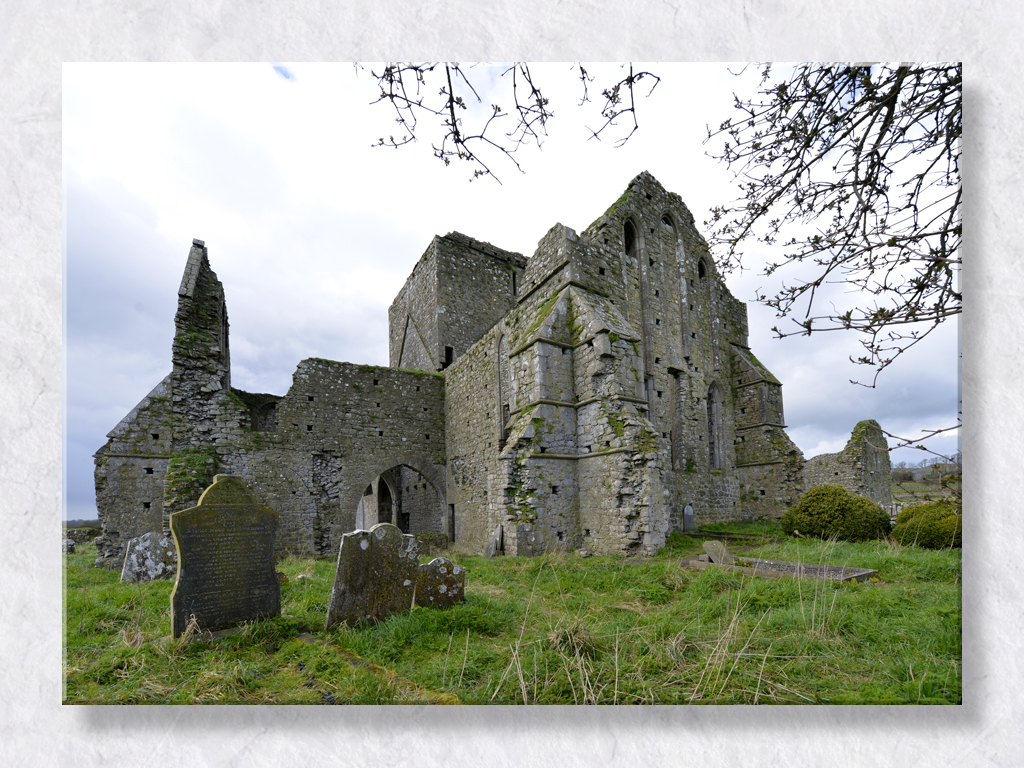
left=64, top=525, right=961, bottom=705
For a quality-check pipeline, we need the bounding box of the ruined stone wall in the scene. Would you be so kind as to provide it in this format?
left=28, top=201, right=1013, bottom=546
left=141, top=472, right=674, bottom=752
left=444, top=329, right=503, bottom=554
left=389, top=240, right=440, bottom=371
left=444, top=222, right=673, bottom=557
left=92, top=378, right=176, bottom=566
left=97, top=171, right=813, bottom=563
left=97, top=240, right=450, bottom=566
left=576, top=171, right=798, bottom=527
left=389, top=233, right=526, bottom=372
left=436, top=232, right=526, bottom=366
left=170, top=239, right=233, bottom=436
left=255, top=360, right=447, bottom=553
left=804, top=420, right=892, bottom=505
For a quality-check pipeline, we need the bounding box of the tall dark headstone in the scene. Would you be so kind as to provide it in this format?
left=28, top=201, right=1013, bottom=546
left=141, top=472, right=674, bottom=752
left=325, top=523, right=421, bottom=629
left=169, top=474, right=280, bottom=637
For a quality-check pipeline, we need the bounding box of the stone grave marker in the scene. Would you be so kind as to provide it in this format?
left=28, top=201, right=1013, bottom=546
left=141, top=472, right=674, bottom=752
left=702, top=540, right=735, bottom=565
left=121, top=531, right=177, bottom=583
left=414, top=557, right=465, bottom=609
left=325, top=523, right=421, bottom=629
left=169, top=475, right=280, bottom=637
left=683, top=504, right=695, bottom=532
left=483, top=524, right=503, bottom=557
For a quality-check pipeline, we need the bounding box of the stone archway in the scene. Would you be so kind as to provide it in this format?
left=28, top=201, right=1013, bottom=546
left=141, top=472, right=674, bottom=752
left=343, top=455, right=447, bottom=540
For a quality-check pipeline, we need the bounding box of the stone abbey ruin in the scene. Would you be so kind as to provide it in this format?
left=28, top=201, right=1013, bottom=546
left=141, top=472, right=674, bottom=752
left=93, top=171, right=890, bottom=567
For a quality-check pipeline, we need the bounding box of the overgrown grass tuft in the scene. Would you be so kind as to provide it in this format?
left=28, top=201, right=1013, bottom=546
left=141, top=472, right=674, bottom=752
left=64, top=526, right=960, bottom=704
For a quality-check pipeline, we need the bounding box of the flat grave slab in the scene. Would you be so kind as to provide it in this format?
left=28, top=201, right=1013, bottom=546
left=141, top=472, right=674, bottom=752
left=169, top=475, right=280, bottom=637
left=702, top=540, right=736, bottom=564
left=681, top=552, right=876, bottom=583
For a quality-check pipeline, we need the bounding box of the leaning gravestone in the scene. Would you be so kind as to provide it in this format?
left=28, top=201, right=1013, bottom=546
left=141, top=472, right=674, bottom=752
left=483, top=524, right=503, bottom=557
left=121, top=531, right=177, bottom=583
left=169, top=475, right=280, bottom=637
left=414, top=557, right=466, bottom=609
left=325, top=523, right=421, bottom=629
left=703, top=540, right=736, bottom=565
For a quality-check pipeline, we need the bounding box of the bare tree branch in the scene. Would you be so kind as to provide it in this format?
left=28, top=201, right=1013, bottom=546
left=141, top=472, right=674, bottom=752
left=705, top=63, right=961, bottom=386
left=368, top=63, right=659, bottom=181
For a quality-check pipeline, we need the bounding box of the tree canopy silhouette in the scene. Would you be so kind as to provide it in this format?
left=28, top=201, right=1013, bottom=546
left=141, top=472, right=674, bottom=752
left=705, top=63, right=961, bottom=388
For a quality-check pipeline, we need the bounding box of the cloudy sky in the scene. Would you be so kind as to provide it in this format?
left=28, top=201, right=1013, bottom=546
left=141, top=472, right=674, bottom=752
left=63, top=62, right=959, bottom=520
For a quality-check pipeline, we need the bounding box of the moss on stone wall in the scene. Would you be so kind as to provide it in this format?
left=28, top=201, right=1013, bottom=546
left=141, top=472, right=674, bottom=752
left=164, top=444, right=218, bottom=512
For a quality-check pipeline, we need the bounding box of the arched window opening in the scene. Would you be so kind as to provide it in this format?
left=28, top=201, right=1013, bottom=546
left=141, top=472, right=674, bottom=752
left=661, top=214, right=674, bottom=230
left=624, top=220, right=637, bottom=259
left=377, top=479, right=394, bottom=525
left=707, top=384, right=723, bottom=469
left=356, top=467, right=440, bottom=534
left=698, top=259, right=707, bottom=280
left=497, top=335, right=511, bottom=449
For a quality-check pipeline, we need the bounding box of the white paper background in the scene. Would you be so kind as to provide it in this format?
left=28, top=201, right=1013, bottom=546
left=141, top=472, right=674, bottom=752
left=3, top=1, right=1018, bottom=765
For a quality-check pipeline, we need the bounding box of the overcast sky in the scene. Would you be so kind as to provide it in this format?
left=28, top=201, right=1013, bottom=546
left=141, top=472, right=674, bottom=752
left=63, top=62, right=959, bottom=520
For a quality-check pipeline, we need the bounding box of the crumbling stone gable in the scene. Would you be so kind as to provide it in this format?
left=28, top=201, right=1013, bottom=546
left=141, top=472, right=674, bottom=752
left=95, top=247, right=449, bottom=567
left=804, top=419, right=892, bottom=505
left=92, top=376, right=176, bottom=568
left=171, top=239, right=232, bottom=432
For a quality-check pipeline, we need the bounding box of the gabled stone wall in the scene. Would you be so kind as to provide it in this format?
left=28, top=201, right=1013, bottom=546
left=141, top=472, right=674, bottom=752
left=389, top=233, right=526, bottom=371
left=804, top=420, right=892, bottom=505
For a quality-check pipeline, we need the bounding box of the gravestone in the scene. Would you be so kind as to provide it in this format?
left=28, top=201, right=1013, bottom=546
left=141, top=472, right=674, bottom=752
left=683, top=504, right=695, bottom=532
left=702, top=540, right=735, bottom=565
left=121, top=531, right=177, bottom=583
left=414, top=557, right=465, bottom=609
left=483, top=524, right=503, bottom=557
left=325, top=523, right=421, bottom=629
left=169, top=475, right=280, bottom=637
left=63, top=538, right=75, bottom=554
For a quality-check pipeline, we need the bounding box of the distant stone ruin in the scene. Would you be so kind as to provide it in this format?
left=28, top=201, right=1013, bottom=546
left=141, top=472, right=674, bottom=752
left=803, top=420, right=892, bottom=506
left=93, top=171, right=888, bottom=563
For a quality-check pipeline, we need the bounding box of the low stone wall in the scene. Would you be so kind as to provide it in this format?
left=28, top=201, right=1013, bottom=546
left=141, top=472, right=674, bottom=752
left=65, top=527, right=101, bottom=544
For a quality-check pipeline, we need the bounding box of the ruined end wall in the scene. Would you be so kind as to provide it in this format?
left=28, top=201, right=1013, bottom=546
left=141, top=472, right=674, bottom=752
left=803, top=420, right=892, bottom=505
left=389, top=233, right=526, bottom=372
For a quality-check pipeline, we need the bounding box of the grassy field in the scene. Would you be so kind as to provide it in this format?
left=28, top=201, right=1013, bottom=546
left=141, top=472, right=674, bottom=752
left=892, top=478, right=959, bottom=504
left=64, top=524, right=961, bottom=705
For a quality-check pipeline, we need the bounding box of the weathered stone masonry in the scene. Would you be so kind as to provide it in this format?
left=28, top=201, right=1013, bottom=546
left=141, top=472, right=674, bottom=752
left=802, top=420, right=891, bottom=505
left=94, top=172, right=888, bottom=566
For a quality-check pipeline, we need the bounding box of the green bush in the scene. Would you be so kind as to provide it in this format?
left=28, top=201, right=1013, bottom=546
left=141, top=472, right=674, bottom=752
left=891, top=501, right=962, bottom=549
left=780, top=484, right=892, bottom=542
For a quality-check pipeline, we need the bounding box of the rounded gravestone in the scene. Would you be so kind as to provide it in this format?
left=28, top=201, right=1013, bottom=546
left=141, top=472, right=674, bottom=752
left=169, top=475, right=280, bottom=637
